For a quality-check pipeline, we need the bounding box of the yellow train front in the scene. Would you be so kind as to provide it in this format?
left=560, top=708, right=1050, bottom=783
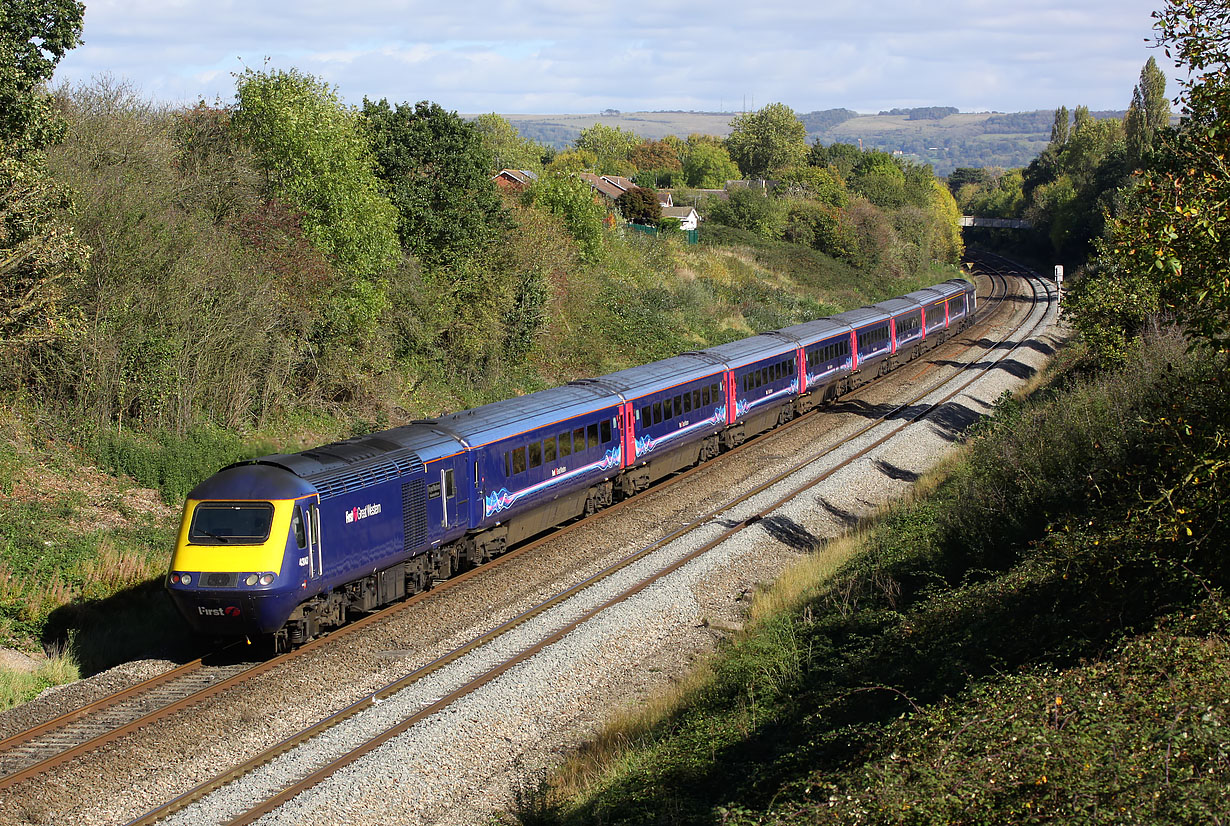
left=166, top=463, right=322, bottom=640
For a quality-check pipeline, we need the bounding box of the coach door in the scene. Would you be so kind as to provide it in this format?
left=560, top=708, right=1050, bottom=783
left=301, top=500, right=322, bottom=581
left=441, top=465, right=460, bottom=530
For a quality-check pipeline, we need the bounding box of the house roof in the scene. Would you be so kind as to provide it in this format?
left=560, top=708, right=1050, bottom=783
left=578, top=172, right=627, bottom=201
left=661, top=206, right=697, bottom=219
left=493, top=169, right=538, bottom=186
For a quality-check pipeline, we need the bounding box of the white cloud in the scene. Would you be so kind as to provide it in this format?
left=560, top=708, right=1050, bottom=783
left=53, top=0, right=1178, bottom=114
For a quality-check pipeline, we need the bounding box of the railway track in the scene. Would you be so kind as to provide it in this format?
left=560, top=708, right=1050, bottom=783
left=0, top=258, right=1037, bottom=824
left=130, top=260, right=1050, bottom=825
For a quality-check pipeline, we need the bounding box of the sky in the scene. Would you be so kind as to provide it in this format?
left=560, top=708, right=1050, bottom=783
left=51, top=0, right=1182, bottom=116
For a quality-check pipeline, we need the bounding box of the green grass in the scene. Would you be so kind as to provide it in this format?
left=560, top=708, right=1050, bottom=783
left=0, top=647, right=81, bottom=711
left=510, top=332, right=1230, bottom=825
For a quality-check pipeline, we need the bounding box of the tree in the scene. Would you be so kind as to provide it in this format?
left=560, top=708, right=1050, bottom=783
left=1050, top=105, right=1071, bottom=147
left=232, top=68, right=400, bottom=278
left=472, top=112, right=545, bottom=173
left=627, top=139, right=682, bottom=173
left=524, top=172, right=606, bottom=262
left=574, top=123, right=640, bottom=175
left=546, top=148, right=598, bottom=175
left=725, top=103, right=808, bottom=179
left=1073, top=0, right=1230, bottom=356
left=362, top=99, right=509, bottom=268
left=707, top=186, right=786, bottom=239
left=1125, top=57, right=1170, bottom=165
left=682, top=140, right=739, bottom=188
left=1, top=0, right=89, bottom=372
left=850, top=151, right=907, bottom=209
left=0, top=0, right=84, bottom=155
left=774, top=165, right=848, bottom=208
left=616, top=186, right=662, bottom=225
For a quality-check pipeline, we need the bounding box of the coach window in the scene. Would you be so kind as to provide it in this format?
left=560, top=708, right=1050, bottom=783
left=529, top=441, right=542, bottom=469
left=292, top=508, right=307, bottom=550
left=544, top=436, right=556, bottom=462
left=572, top=427, right=584, bottom=453
left=671, top=395, right=680, bottom=418
left=652, top=401, right=662, bottom=424
left=444, top=469, right=456, bottom=498
left=640, top=405, right=651, bottom=427
left=683, top=391, right=692, bottom=413
left=711, top=383, right=721, bottom=401
left=599, top=420, right=611, bottom=444
left=701, top=385, right=710, bottom=406
left=587, top=422, right=599, bottom=448
left=558, top=432, right=571, bottom=457
left=512, top=446, right=526, bottom=475
left=503, top=451, right=511, bottom=476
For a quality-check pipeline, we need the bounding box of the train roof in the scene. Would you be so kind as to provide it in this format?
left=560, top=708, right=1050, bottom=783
left=903, top=287, right=948, bottom=306
left=189, top=462, right=317, bottom=501
left=873, top=297, right=924, bottom=317
left=697, top=333, right=798, bottom=370
left=830, top=306, right=890, bottom=329
left=770, top=317, right=852, bottom=347
left=249, top=428, right=438, bottom=499
left=927, top=280, right=967, bottom=300
left=434, top=382, right=622, bottom=447
left=590, top=353, right=726, bottom=401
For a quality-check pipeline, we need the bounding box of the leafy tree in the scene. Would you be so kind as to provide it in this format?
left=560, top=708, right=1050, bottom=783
left=472, top=112, right=545, bottom=173
left=1, top=0, right=89, bottom=373
left=774, top=165, right=848, bottom=208
left=232, top=68, right=400, bottom=278
left=362, top=98, right=509, bottom=268
left=809, top=141, right=862, bottom=178
left=725, top=102, right=808, bottom=178
left=546, top=148, right=598, bottom=174
left=627, top=139, right=682, bottom=173
left=1125, top=57, right=1170, bottom=165
left=575, top=123, right=640, bottom=175
left=1050, top=105, right=1071, bottom=146
left=1074, top=0, right=1230, bottom=356
left=0, top=0, right=84, bottom=155
left=682, top=140, right=739, bottom=188
left=0, top=155, right=90, bottom=355
left=524, top=172, right=606, bottom=262
left=616, top=185, right=662, bottom=225
left=707, top=186, right=786, bottom=239
left=849, top=151, right=907, bottom=209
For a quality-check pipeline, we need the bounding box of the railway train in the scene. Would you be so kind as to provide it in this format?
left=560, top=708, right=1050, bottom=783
left=167, top=278, right=978, bottom=650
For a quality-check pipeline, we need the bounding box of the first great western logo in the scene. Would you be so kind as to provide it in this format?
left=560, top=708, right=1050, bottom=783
left=345, top=503, right=382, bottom=524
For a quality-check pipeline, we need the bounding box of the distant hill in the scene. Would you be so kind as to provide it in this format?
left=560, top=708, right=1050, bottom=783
left=487, top=108, right=1128, bottom=176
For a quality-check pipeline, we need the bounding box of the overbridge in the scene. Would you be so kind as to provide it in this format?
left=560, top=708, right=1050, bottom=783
left=960, top=216, right=1032, bottom=229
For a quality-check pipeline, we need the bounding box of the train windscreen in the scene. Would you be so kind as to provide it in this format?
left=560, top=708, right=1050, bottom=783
left=189, top=502, right=275, bottom=544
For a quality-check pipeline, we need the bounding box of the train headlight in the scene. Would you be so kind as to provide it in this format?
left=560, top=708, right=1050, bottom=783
left=245, top=574, right=259, bottom=586
left=259, top=573, right=275, bottom=586
left=180, top=574, right=192, bottom=585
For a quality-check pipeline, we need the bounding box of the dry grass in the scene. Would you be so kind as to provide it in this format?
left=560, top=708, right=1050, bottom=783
left=547, top=657, right=719, bottom=804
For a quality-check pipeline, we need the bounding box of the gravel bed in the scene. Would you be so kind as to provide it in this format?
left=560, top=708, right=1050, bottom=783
left=0, top=274, right=1060, bottom=826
